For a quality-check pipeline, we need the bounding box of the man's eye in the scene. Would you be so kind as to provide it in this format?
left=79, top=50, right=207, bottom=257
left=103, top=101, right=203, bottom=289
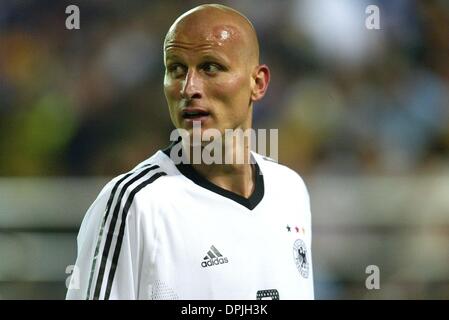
left=202, top=63, right=222, bottom=74
left=167, top=64, right=186, bottom=77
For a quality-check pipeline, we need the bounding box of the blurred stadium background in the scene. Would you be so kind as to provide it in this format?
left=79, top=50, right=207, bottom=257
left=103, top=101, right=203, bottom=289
left=0, top=0, right=448, bottom=299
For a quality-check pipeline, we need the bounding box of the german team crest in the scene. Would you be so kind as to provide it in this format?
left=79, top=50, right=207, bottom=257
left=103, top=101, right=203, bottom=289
left=293, top=239, right=309, bottom=278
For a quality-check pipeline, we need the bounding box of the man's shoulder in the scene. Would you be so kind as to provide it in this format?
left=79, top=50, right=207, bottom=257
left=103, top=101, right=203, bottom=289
left=253, top=152, right=309, bottom=192
left=97, top=150, right=176, bottom=204
left=254, top=152, right=304, bottom=179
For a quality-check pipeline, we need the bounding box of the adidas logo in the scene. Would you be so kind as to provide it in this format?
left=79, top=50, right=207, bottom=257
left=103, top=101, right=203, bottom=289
left=201, top=245, right=229, bottom=268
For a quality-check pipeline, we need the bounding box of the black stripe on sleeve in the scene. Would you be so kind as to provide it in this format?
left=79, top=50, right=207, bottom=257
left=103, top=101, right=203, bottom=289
left=104, top=171, right=167, bottom=299
left=92, top=165, right=160, bottom=299
left=86, top=164, right=153, bottom=299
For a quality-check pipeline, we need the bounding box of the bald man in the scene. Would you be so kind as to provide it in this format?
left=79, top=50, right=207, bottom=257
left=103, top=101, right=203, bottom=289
left=67, top=4, right=314, bottom=300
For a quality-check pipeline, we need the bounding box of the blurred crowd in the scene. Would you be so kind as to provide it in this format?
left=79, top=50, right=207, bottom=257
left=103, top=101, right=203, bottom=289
left=1, top=0, right=448, bottom=177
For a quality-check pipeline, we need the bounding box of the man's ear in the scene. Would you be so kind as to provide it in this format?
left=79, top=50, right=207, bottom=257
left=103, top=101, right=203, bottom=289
left=251, top=64, right=270, bottom=102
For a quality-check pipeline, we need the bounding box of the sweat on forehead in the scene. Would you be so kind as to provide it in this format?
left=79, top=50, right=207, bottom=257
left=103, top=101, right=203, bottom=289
left=165, top=23, right=240, bottom=47
left=164, top=4, right=259, bottom=63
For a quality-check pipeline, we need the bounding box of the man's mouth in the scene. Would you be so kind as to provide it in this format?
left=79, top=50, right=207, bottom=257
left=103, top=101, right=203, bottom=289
left=182, top=108, right=211, bottom=121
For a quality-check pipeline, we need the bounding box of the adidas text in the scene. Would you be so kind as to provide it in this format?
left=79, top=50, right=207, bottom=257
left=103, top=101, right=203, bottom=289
left=201, top=257, right=229, bottom=268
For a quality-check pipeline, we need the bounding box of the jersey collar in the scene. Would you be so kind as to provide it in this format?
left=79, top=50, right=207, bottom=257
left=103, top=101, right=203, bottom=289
left=162, top=141, right=264, bottom=211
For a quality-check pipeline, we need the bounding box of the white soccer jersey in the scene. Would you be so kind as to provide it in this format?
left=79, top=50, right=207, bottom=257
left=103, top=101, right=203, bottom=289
left=66, top=143, right=314, bottom=300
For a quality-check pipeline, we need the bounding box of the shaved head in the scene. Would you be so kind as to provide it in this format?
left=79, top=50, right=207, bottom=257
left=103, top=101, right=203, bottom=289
left=164, top=4, right=260, bottom=67
left=163, top=4, right=270, bottom=137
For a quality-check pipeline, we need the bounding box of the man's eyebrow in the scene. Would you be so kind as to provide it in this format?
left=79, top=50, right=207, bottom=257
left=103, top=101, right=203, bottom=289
left=165, top=53, right=230, bottom=65
left=201, top=54, right=223, bottom=61
left=201, top=53, right=230, bottom=65
left=165, top=53, right=183, bottom=61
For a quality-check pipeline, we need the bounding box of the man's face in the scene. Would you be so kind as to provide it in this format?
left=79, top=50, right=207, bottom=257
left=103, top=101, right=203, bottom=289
left=163, top=22, right=254, bottom=136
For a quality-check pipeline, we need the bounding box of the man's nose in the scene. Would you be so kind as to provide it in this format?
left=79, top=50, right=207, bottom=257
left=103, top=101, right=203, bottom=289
left=180, top=69, right=202, bottom=100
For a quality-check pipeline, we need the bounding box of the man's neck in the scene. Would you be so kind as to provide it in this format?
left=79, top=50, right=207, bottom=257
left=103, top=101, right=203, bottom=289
left=187, top=136, right=255, bottom=198
left=192, top=161, right=255, bottom=199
